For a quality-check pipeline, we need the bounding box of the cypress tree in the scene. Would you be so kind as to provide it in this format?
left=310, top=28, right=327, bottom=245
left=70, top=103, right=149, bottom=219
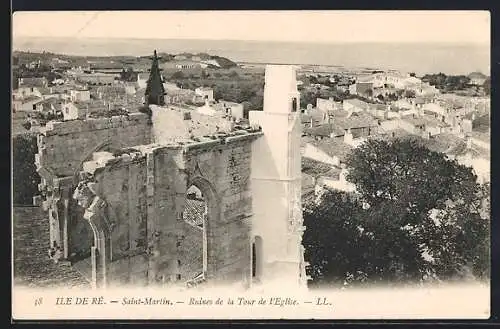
left=145, top=50, right=166, bottom=106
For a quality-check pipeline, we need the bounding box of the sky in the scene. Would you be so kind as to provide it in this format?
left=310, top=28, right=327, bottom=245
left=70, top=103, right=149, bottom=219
left=13, top=11, right=490, bottom=44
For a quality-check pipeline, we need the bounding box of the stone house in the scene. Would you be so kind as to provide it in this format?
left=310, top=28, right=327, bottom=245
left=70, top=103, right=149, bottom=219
left=18, top=77, right=48, bottom=88
left=195, top=87, right=215, bottom=102
left=62, top=102, right=88, bottom=121
left=70, top=89, right=91, bottom=103
left=349, top=82, right=373, bottom=98
left=12, top=95, right=43, bottom=112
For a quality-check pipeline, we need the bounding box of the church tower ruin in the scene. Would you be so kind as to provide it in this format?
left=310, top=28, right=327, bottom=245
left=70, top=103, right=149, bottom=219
left=145, top=50, right=166, bottom=106
left=249, top=65, right=307, bottom=288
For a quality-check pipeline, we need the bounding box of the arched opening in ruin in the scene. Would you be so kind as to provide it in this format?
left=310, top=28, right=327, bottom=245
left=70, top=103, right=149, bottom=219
left=68, top=141, right=121, bottom=283
left=181, top=184, right=208, bottom=284
left=181, top=176, right=220, bottom=286
left=252, top=236, right=263, bottom=282
left=69, top=199, right=95, bottom=283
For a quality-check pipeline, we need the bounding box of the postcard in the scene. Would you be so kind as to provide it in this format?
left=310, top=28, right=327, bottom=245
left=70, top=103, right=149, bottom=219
left=11, top=10, right=491, bottom=320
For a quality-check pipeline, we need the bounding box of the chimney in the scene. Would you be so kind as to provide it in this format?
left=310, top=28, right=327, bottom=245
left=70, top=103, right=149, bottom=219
left=466, top=133, right=472, bottom=149
left=306, top=103, right=313, bottom=113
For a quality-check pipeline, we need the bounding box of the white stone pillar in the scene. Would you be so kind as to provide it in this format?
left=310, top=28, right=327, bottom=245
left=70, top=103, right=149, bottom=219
left=249, top=65, right=306, bottom=288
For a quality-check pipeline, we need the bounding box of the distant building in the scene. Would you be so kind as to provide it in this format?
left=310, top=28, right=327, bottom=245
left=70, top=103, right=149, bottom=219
left=214, top=101, right=244, bottom=121
left=18, top=77, right=48, bottom=88
left=301, top=106, right=329, bottom=129
left=37, top=97, right=63, bottom=115
left=468, top=72, right=488, bottom=86
left=137, top=73, right=149, bottom=89
left=195, top=87, right=215, bottom=102
left=62, top=102, right=88, bottom=121
left=349, top=82, right=373, bottom=98
left=200, top=59, right=221, bottom=68
left=124, top=83, right=137, bottom=95
left=76, top=73, right=117, bottom=85
left=70, top=89, right=91, bottom=102
left=12, top=96, right=43, bottom=112
left=316, top=97, right=342, bottom=113
left=13, top=86, right=42, bottom=100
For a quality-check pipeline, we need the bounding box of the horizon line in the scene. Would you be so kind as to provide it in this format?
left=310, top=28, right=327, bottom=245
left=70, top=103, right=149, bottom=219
left=12, top=35, right=490, bottom=46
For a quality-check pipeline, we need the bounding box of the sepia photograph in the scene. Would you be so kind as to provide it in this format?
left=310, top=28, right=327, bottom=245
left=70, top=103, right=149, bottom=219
left=11, top=10, right=490, bottom=320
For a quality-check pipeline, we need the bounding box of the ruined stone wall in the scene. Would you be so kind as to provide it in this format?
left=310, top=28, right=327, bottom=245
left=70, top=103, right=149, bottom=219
left=75, top=130, right=261, bottom=287
left=36, top=113, right=151, bottom=178
left=180, top=138, right=254, bottom=283
left=92, top=156, right=149, bottom=287
left=150, top=105, right=235, bottom=144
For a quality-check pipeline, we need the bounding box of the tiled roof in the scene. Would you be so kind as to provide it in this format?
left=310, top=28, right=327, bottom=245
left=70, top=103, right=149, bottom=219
left=377, top=128, right=414, bottom=139
left=328, top=109, right=351, bottom=118
left=304, top=123, right=345, bottom=137
left=447, top=142, right=488, bottom=159
left=344, top=98, right=370, bottom=110
left=471, top=131, right=490, bottom=143
left=20, top=77, right=47, bottom=87
left=302, top=157, right=335, bottom=177
left=401, top=114, right=427, bottom=126
left=421, top=115, right=450, bottom=128
left=302, top=173, right=316, bottom=194
left=72, top=102, right=89, bottom=110
left=333, top=113, right=378, bottom=130
left=422, top=133, right=464, bottom=154
left=22, top=96, right=42, bottom=104
left=309, top=137, right=354, bottom=161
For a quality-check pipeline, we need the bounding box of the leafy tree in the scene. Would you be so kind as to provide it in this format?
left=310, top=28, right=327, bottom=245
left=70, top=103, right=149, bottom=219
left=300, top=90, right=321, bottom=107
left=308, top=75, right=319, bottom=84
left=228, top=70, right=240, bottom=79
left=170, top=71, right=186, bottom=80
left=303, top=138, right=489, bottom=287
left=120, top=67, right=137, bottom=82
left=404, top=89, right=416, bottom=98
left=13, top=133, right=41, bottom=205
left=483, top=77, right=491, bottom=95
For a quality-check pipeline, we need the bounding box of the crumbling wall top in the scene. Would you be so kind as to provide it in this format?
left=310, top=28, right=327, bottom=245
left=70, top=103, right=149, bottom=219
left=40, top=113, right=150, bottom=136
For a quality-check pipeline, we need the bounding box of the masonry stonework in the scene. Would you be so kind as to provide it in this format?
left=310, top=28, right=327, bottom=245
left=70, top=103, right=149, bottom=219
left=32, top=64, right=306, bottom=290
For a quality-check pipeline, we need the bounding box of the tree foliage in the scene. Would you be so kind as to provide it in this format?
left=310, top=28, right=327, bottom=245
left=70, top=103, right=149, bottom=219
left=483, top=77, right=491, bottom=95
left=421, top=73, right=471, bottom=92
left=119, top=67, right=137, bottom=82
left=303, top=138, right=489, bottom=287
left=13, top=133, right=41, bottom=205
